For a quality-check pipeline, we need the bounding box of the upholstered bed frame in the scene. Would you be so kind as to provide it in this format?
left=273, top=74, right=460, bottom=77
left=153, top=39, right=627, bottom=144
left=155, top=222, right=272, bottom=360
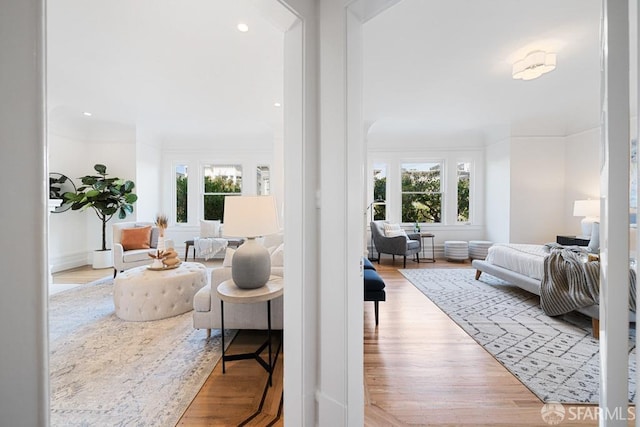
left=472, top=259, right=609, bottom=337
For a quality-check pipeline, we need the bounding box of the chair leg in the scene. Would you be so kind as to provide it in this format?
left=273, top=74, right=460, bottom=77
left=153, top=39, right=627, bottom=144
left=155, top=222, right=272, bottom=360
left=374, top=301, right=379, bottom=326
left=113, top=268, right=117, bottom=278
left=403, top=255, right=406, bottom=268
left=377, top=253, right=381, bottom=264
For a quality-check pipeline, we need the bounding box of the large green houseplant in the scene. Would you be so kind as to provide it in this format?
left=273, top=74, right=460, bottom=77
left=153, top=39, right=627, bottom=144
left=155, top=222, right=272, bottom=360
left=64, top=164, right=138, bottom=255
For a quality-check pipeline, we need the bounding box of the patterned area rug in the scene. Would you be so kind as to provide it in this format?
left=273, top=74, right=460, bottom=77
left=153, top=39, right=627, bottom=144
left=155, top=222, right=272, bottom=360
left=400, top=268, right=636, bottom=403
left=49, top=275, right=235, bottom=426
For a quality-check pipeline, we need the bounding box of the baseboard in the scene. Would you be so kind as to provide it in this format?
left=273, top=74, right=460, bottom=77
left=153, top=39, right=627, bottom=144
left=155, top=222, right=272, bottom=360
left=50, top=252, right=91, bottom=273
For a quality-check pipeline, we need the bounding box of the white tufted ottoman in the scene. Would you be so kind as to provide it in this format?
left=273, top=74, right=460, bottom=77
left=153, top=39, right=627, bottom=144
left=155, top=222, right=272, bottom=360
left=114, top=262, right=208, bottom=321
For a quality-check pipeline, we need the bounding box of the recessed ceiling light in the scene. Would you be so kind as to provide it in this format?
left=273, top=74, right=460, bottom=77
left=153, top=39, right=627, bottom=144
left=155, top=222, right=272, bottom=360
left=237, top=23, right=249, bottom=33
left=274, top=102, right=281, bottom=108
left=83, top=112, right=92, bottom=117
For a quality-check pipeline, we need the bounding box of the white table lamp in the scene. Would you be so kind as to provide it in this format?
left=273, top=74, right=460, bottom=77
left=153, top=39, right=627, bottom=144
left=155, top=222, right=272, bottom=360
left=573, top=199, right=600, bottom=238
left=223, top=195, right=280, bottom=289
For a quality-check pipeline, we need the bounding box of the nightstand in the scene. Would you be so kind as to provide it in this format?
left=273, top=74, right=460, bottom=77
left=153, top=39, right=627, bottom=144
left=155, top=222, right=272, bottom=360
left=556, top=235, right=590, bottom=246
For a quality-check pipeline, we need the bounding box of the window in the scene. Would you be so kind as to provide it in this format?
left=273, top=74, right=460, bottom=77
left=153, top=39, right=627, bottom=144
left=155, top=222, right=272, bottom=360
left=257, top=165, right=270, bottom=195
left=202, top=165, right=242, bottom=220
left=175, top=165, right=188, bottom=223
left=457, top=162, right=471, bottom=222
left=372, top=163, right=386, bottom=220
left=401, top=162, right=442, bottom=223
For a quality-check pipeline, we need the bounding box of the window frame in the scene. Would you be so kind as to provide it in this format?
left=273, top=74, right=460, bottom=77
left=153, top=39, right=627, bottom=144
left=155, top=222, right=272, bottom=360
left=200, top=164, right=243, bottom=221
left=400, top=160, right=445, bottom=224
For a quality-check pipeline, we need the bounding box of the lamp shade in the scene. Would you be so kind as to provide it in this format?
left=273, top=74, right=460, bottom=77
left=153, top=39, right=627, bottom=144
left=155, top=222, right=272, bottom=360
left=223, top=195, right=280, bottom=238
left=573, top=199, right=599, bottom=218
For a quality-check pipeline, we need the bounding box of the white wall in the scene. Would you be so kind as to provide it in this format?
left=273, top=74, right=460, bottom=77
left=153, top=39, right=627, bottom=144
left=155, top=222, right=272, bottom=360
left=563, top=127, right=600, bottom=233
left=48, top=133, right=90, bottom=271
left=485, top=138, right=510, bottom=243
left=135, top=136, right=162, bottom=222
left=509, top=136, right=566, bottom=244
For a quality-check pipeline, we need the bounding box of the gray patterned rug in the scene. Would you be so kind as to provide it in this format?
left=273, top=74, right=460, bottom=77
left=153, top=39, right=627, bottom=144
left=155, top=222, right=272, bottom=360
left=49, top=275, right=234, bottom=426
left=400, top=268, right=636, bottom=403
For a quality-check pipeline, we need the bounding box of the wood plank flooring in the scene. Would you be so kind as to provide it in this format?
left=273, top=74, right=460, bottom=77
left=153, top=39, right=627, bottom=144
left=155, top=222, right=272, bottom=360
left=52, top=259, right=627, bottom=426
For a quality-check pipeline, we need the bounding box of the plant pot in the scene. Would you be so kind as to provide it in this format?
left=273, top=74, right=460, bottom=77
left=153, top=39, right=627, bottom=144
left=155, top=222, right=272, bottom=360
left=93, top=250, right=113, bottom=269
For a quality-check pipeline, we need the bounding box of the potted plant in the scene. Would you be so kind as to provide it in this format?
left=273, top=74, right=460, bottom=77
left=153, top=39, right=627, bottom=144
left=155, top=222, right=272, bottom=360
left=64, top=164, right=138, bottom=269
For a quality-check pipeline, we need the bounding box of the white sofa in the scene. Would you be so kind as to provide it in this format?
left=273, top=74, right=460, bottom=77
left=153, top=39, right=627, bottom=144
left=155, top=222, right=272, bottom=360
left=112, top=221, right=174, bottom=277
left=193, top=233, right=284, bottom=336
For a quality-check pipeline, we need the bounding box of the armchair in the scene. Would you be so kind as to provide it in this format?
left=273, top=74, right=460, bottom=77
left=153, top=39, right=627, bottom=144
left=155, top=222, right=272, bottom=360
left=112, top=222, right=174, bottom=277
left=370, top=221, right=421, bottom=268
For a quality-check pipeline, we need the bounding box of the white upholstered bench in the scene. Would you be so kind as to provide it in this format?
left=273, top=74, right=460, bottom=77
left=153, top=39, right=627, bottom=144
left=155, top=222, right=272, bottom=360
left=114, top=262, right=208, bottom=321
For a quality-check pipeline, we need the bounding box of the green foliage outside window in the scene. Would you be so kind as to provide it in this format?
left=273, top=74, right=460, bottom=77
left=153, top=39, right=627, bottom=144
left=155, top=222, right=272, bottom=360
left=373, top=175, right=386, bottom=220
left=401, top=164, right=442, bottom=223
left=203, top=175, right=242, bottom=220
left=176, top=175, right=188, bottom=223
left=457, top=174, right=470, bottom=222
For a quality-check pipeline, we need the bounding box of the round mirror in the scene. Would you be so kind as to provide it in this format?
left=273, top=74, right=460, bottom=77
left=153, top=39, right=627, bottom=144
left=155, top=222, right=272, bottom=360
left=49, top=172, right=76, bottom=213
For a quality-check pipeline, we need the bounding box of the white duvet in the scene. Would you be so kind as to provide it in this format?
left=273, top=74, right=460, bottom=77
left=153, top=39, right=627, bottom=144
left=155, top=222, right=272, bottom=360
left=484, top=243, right=548, bottom=280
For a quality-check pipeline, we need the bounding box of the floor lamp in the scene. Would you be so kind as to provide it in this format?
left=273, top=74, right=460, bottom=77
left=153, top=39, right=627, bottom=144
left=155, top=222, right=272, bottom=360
left=366, top=199, right=386, bottom=261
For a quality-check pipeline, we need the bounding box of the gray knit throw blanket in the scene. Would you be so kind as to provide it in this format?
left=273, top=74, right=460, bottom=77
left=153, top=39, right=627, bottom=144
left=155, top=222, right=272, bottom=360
left=541, top=249, right=636, bottom=316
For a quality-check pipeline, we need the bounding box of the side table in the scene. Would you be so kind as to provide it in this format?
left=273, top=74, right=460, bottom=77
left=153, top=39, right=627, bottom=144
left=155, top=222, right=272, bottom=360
left=420, top=232, right=436, bottom=262
left=217, top=277, right=283, bottom=386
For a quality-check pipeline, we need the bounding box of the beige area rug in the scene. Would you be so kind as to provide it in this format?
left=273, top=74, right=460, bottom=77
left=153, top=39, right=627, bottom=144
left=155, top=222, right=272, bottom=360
left=49, top=275, right=235, bottom=426
left=400, top=268, right=636, bottom=404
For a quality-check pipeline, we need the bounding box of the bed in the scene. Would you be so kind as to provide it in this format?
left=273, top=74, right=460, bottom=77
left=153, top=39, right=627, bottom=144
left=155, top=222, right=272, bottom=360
left=472, top=242, right=635, bottom=338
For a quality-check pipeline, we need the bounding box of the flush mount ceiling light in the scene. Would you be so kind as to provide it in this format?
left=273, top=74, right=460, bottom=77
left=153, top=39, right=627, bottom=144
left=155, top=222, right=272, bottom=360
left=512, top=50, right=557, bottom=81
left=237, top=23, right=249, bottom=32
left=82, top=111, right=92, bottom=117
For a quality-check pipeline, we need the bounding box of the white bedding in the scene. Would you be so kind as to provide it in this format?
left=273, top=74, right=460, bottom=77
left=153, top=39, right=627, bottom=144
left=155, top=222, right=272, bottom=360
left=484, top=243, right=547, bottom=280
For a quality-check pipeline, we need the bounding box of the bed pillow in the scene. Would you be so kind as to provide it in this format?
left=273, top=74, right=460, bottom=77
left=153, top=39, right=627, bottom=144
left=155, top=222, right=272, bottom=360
left=120, top=226, right=152, bottom=250
left=587, top=222, right=600, bottom=254
left=383, top=223, right=407, bottom=238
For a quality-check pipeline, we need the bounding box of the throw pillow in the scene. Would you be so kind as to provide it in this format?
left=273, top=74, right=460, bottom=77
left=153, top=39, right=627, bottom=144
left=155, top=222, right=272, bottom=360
left=222, top=248, right=235, bottom=267
left=120, top=226, right=152, bottom=250
left=587, top=222, right=600, bottom=254
left=383, top=223, right=407, bottom=238
left=200, top=220, right=221, bottom=238
left=270, top=243, right=284, bottom=267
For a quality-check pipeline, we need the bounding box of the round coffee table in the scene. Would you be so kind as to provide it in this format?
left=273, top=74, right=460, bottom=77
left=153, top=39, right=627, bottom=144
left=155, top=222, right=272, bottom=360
left=113, top=262, right=208, bottom=321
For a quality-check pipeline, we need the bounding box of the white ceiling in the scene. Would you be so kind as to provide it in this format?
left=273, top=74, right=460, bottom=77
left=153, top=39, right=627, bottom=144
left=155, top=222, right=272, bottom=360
left=364, top=0, right=604, bottom=139
left=47, top=0, right=285, bottom=141
left=48, top=0, right=614, bottom=144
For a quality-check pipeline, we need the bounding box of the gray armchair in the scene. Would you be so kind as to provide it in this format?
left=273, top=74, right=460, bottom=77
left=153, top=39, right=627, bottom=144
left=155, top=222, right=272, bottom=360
left=370, top=221, right=421, bottom=268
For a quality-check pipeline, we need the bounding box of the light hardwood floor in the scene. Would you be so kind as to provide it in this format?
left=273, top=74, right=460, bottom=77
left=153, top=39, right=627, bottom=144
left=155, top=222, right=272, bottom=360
left=53, top=259, right=624, bottom=426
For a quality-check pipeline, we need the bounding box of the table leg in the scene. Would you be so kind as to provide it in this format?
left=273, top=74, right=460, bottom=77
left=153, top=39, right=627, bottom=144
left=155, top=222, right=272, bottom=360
left=221, top=300, right=225, bottom=374
left=267, top=300, right=272, bottom=387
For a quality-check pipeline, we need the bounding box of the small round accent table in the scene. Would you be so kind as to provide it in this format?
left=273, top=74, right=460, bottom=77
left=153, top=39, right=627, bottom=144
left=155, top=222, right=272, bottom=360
left=217, top=277, right=283, bottom=386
